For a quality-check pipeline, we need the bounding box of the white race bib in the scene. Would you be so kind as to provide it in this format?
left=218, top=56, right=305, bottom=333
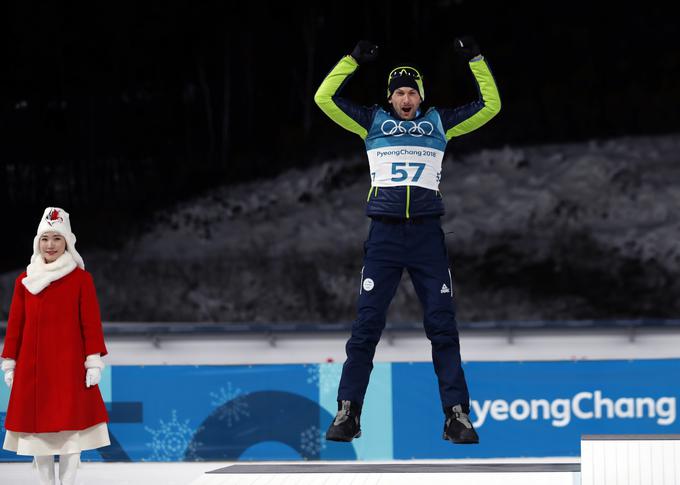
left=367, top=145, right=444, bottom=191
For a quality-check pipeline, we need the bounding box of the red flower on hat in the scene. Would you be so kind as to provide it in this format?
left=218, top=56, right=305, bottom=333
left=46, top=208, right=63, bottom=226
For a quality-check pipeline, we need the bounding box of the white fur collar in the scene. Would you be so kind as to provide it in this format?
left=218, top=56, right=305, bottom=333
left=22, top=251, right=77, bottom=295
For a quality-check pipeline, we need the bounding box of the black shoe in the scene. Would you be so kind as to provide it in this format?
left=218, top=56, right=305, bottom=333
left=326, top=400, right=362, bottom=442
left=443, top=404, right=479, bottom=444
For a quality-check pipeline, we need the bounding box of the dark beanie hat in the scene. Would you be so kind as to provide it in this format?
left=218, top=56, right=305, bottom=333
left=388, top=77, right=420, bottom=97
left=387, top=66, right=425, bottom=100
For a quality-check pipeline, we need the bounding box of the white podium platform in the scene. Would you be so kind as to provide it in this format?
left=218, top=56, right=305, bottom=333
left=581, top=435, right=680, bottom=485
left=189, top=462, right=581, bottom=485
left=189, top=433, right=680, bottom=485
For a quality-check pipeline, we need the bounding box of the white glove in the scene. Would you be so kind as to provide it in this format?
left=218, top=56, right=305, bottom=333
left=86, top=367, right=101, bottom=387
left=4, top=370, right=13, bottom=389
left=2, top=359, right=16, bottom=389
left=84, top=354, right=105, bottom=388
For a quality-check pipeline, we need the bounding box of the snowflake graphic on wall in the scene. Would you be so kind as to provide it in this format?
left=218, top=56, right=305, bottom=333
left=209, top=382, right=250, bottom=427
left=145, top=410, right=201, bottom=461
left=306, top=364, right=320, bottom=386
left=300, top=425, right=326, bottom=457
left=310, top=363, right=343, bottom=394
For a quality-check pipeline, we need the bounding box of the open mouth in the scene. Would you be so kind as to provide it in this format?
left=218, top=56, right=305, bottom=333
left=402, top=107, right=412, bottom=114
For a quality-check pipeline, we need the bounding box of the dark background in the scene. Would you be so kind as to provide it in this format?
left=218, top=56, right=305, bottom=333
left=2, top=1, right=679, bottom=271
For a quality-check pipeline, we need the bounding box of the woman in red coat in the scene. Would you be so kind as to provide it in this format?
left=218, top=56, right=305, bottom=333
left=2, top=207, right=109, bottom=485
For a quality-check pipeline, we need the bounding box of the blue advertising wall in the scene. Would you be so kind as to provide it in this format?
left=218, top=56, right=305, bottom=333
left=1, top=359, right=678, bottom=461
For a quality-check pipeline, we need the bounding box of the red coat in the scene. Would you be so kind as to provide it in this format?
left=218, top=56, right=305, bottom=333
left=2, top=268, right=109, bottom=433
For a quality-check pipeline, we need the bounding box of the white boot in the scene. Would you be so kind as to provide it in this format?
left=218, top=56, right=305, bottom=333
left=58, top=453, right=80, bottom=485
left=34, top=455, right=56, bottom=485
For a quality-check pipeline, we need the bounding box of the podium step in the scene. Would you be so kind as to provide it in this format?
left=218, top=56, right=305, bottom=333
left=581, top=435, right=680, bottom=485
left=190, top=462, right=580, bottom=485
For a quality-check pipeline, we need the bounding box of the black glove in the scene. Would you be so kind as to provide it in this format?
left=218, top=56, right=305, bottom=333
left=454, top=36, right=481, bottom=61
left=351, top=40, right=379, bottom=65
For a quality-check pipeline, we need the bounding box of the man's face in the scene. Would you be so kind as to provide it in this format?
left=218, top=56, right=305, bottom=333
left=389, top=88, right=422, bottom=120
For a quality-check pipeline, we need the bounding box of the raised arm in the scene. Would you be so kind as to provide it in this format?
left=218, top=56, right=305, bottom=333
left=314, top=41, right=379, bottom=139
left=439, top=37, right=501, bottom=140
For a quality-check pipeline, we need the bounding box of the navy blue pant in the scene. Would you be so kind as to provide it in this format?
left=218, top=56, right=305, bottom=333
left=337, top=217, right=470, bottom=409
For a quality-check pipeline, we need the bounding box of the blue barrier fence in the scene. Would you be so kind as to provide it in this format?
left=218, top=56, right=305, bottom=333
left=1, top=359, right=678, bottom=461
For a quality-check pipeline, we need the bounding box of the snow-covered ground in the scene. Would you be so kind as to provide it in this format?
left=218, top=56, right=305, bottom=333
left=2, top=134, right=679, bottom=322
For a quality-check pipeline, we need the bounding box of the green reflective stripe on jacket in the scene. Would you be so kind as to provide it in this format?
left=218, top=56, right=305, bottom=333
left=366, top=186, right=379, bottom=202
left=445, top=59, right=501, bottom=140
left=405, top=186, right=411, bottom=218
left=314, top=56, right=368, bottom=139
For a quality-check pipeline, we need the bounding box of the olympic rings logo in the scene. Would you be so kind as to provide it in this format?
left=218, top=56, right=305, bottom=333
left=381, top=120, right=434, bottom=137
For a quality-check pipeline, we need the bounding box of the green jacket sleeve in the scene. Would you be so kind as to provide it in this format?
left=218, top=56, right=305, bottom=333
left=314, top=56, right=371, bottom=139
left=441, top=57, right=501, bottom=140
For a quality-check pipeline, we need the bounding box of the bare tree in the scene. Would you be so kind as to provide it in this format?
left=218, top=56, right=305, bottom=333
left=220, top=33, right=231, bottom=172
left=197, top=57, right=216, bottom=165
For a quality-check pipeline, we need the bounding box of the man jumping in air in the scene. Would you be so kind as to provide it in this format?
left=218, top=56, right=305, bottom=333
left=314, top=37, right=500, bottom=444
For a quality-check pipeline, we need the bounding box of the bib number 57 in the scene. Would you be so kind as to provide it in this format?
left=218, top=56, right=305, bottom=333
left=391, top=162, right=425, bottom=182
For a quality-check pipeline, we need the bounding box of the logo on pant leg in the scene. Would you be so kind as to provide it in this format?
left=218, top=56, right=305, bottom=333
left=363, top=278, right=375, bottom=292
left=440, top=283, right=450, bottom=294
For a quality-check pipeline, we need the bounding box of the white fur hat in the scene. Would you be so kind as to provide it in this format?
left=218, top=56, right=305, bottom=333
left=32, top=207, right=85, bottom=269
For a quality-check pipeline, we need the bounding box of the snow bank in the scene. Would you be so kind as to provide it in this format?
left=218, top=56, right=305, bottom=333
left=2, top=134, right=679, bottom=322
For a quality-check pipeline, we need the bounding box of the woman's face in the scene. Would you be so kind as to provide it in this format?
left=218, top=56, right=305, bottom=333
left=39, top=232, right=66, bottom=263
